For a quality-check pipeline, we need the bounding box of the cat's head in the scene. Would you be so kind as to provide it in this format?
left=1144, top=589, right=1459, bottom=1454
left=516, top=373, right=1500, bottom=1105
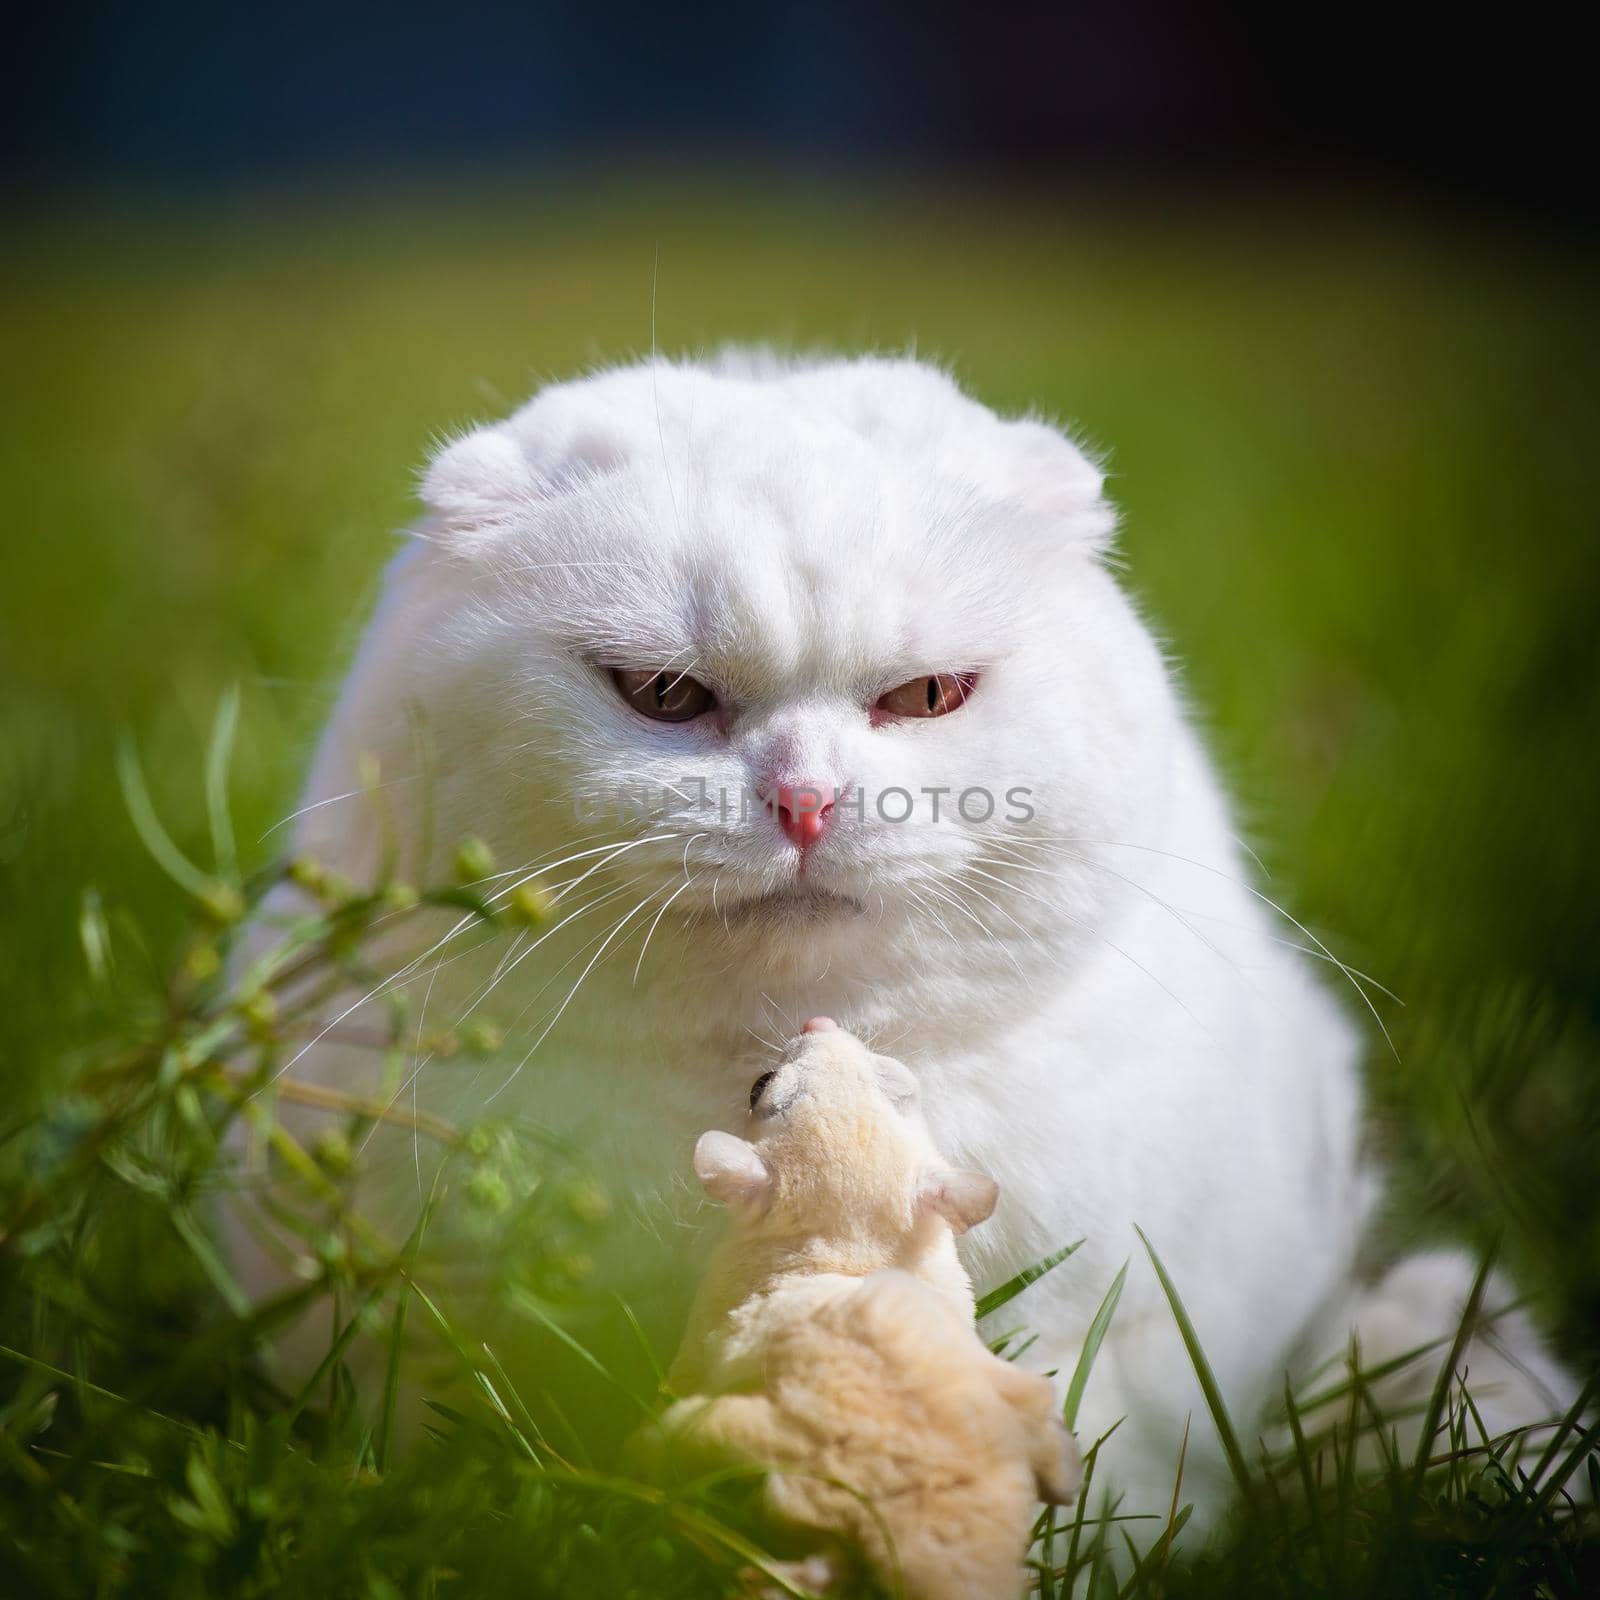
left=690, top=1017, right=997, bottom=1248
left=331, top=354, right=1178, bottom=1003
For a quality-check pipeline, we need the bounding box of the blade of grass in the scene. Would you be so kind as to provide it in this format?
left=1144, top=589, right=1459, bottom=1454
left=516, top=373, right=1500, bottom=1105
left=1523, top=1371, right=1599, bottom=1491
left=285, top=1198, right=443, bottom=1431
left=1136, top=1225, right=1251, bottom=1496
left=205, top=685, right=241, bottom=883
left=975, top=1238, right=1083, bottom=1321
left=1157, top=1414, right=1191, bottom=1576
left=376, top=1177, right=442, bottom=1473
left=1521, top=1413, right=1600, bottom=1524
left=1006, top=1332, right=1041, bottom=1364
left=612, top=1292, right=667, bottom=1392
left=169, top=1204, right=253, bottom=1319
left=78, top=887, right=114, bottom=989
left=115, top=736, right=213, bottom=899
left=1292, top=1331, right=1451, bottom=1415
left=507, top=1287, right=656, bottom=1421
left=1283, top=1374, right=1326, bottom=1572
left=475, top=1370, right=542, bottom=1462
left=1064, top=1259, right=1128, bottom=1431
left=375, top=1273, right=409, bottom=1475
left=1409, top=1246, right=1494, bottom=1494
left=285, top=1277, right=389, bottom=1427
left=0, top=1344, right=234, bottom=1448
left=480, top=1343, right=560, bottom=1462
left=1063, top=1418, right=1122, bottom=1586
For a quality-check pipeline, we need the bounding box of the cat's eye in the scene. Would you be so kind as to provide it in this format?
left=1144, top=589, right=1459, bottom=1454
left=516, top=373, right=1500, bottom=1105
left=611, top=667, right=717, bottom=723
left=875, top=671, right=977, bottom=720
left=749, top=1071, right=777, bottom=1112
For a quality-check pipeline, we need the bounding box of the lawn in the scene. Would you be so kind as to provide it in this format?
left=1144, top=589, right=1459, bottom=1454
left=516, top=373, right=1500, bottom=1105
left=1, top=176, right=1596, bottom=1594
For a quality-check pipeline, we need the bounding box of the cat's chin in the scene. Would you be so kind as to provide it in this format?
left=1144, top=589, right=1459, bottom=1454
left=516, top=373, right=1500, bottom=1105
left=700, top=883, right=868, bottom=929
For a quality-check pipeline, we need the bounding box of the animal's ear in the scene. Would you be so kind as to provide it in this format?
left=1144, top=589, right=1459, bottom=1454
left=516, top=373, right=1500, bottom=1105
left=998, top=417, right=1115, bottom=554
left=420, top=427, right=539, bottom=538
left=917, top=1167, right=999, bottom=1235
left=420, top=403, right=628, bottom=542
left=693, top=1131, right=772, bottom=1210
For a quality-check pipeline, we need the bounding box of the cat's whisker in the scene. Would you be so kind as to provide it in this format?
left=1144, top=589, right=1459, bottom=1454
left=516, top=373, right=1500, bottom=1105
left=984, top=831, right=1398, bottom=1052
left=968, top=850, right=1247, bottom=991
left=653, top=779, right=698, bottom=809
left=393, top=846, right=644, bottom=1006
left=900, top=882, right=958, bottom=952
left=354, top=879, right=646, bottom=1156
left=409, top=953, right=447, bottom=1192
left=491, top=558, right=640, bottom=579
left=486, top=878, right=672, bottom=1099
left=473, top=877, right=647, bottom=1030
left=1230, top=831, right=1273, bottom=880
left=633, top=869, right=700, bottom=988
left=364, top=829, right=656, bottom=956
left=1177, top=910, right=1403, bottom=1004
left=742, top=1023, right=786, bottom=1058
left=505, top=832, right=679, bottom=906
left=965, top=837, right=1229, bottom=1039
left=649, top=256, right=687, bottom=545
left=757, top=992, right=795, bottom=1042
left=1085, top=837, right=1397, bottom=1055
left=355, top=840, right=604, bottom=940
left=920, top=870, right=1030, bottom=983
left=258, top=775, right=419, bottom=841
left=353, top=843, right=660, bottom=1087
left=874, top=1022, right=915, bottom=1054
left=910, top=873, right=1001, bottom=956
left=623, top=827, right=711, bottom=984
left=259, top=743, right=634, bottom=851
left=660, top=659, right=706, bottom=699
left=267, top=906, right=495, bottom=1089
left=931, top=861, right=1048, bottom=955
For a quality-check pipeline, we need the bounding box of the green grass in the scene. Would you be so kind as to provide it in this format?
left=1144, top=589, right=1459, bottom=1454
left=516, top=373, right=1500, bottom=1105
left=2, top=175, right=1597, bottom=1594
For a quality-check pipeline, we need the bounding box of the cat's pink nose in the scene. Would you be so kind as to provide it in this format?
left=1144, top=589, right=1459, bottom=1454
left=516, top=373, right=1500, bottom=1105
left=770, top=783, right=834, bottom=850
left=802, top=1016, right=837, bottom=1033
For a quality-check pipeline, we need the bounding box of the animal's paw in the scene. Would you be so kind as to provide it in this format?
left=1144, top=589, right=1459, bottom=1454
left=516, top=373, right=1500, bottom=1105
left=739, top=1552, right=838, bottom=1599
left=1038, top=1419, right=1084, bottom=1507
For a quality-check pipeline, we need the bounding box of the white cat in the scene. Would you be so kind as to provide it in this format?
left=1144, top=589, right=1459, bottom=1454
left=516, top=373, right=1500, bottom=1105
left=233, top=352, right=1574, bottom=1530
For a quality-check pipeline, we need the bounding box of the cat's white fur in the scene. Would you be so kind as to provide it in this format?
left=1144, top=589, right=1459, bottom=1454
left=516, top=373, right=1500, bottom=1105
left=236, top=353, right=1574, bottom=1530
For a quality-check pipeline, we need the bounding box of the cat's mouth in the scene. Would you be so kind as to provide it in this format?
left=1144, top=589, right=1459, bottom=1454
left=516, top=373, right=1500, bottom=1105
left=712, top=883, right=866, bottom=925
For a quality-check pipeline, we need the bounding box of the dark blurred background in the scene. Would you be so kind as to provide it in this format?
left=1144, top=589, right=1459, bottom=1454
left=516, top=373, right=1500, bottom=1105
left=6, top=0, right=1593, bottom=218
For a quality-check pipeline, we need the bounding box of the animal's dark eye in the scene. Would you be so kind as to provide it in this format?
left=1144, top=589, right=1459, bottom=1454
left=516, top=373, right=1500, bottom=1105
left=611, top=667, right=717, bottom=723
left=749, top=1071, right=777, bottom=1112
left=875, top=671, right=976, bottom=720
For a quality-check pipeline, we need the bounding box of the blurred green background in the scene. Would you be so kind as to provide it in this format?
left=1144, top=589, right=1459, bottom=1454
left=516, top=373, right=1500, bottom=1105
left=2, top=178, right=1597, bottom=1360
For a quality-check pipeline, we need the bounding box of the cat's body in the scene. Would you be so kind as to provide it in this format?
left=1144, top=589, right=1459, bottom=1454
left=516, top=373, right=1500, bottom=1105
left=232, top=353, right=1572, bottom=1530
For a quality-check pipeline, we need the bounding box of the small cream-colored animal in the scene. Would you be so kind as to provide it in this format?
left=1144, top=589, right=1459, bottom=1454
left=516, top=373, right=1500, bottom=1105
left=635, top=1017, right=1080, bottom=1600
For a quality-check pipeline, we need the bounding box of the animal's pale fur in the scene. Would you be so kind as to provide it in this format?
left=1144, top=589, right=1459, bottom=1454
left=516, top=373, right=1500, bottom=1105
left=230, top=351, right=1578, bottom=1530
left=633, top=1024, right=1079, bottom=1600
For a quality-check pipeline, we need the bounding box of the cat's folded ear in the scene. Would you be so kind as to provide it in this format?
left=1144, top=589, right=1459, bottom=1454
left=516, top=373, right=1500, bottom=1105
left=917, top=1166, right=1000, bottom=1235
left=997, top=417, right=1116, bottom=555
left=693, top=1131, right=772, bottom=1210
left=420, top=427, right=538, bottom=538
left=420, top=412, right=627, bottom=543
